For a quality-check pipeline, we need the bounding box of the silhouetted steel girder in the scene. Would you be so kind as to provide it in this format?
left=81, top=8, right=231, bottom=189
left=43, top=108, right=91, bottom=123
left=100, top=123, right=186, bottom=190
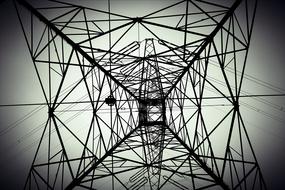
left=17, top=0, right=237, bottom=189
left=16, top=0, right=140, bottom=103
left=17, top=0, right=243, bottom=103
left=164, top=0, right=242, bottom=99
left=15, top=0, right=267, bottom=189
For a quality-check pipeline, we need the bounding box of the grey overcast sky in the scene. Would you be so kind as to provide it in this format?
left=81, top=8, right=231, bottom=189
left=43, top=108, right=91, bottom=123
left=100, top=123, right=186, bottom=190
left=0, top=0, right=285, bottom=189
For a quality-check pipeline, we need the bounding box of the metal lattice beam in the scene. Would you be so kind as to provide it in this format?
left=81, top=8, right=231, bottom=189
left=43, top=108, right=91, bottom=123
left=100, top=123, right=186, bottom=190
left=14, top=0, right=267, bottom=189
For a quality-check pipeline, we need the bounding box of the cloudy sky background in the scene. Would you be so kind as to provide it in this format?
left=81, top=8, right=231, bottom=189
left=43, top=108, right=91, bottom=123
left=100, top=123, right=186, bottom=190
left=0, top=0, right=285, bottom=189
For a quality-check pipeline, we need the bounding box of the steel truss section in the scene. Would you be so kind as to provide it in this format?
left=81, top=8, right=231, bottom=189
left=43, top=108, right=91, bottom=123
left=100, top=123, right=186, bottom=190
left=15, top=0, right=267, bottom=189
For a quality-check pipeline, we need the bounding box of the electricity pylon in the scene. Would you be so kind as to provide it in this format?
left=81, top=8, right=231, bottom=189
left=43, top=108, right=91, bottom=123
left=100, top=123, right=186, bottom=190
left=15, top=0, right=267, bottom=189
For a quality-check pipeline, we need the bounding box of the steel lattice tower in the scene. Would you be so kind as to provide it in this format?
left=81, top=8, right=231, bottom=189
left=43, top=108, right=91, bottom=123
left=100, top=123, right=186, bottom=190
left=14, top=0, right=267, bottom=189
